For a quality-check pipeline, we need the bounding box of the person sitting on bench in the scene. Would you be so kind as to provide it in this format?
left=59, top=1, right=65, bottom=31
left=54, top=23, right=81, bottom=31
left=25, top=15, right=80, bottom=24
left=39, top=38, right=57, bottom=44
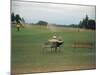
left=48, top=35, right=64, bottom=51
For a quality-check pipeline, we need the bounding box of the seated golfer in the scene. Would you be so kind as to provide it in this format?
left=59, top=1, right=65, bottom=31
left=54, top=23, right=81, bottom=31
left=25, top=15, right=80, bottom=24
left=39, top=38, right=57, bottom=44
left=48, top=36, right=64, bottom=48
left=48, top=35, right=58, bottom=51
left=48, top=36, right=63, bottom=43
left=48, top=35, right=58, bottom=43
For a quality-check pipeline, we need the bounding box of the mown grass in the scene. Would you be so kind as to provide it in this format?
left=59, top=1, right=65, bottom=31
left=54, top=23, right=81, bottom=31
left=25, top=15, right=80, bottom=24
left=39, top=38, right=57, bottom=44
left=11, top=25, right=96, bottom=73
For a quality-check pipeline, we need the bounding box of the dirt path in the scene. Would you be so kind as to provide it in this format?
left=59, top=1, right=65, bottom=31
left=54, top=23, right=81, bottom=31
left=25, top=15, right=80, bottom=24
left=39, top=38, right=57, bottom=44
left=11, top=64, right=96, bottom=75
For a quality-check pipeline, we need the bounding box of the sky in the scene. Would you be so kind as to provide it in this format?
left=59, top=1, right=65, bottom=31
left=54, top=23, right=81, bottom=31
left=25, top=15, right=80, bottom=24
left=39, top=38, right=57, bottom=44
left=12, top=0, right=96, bottom=25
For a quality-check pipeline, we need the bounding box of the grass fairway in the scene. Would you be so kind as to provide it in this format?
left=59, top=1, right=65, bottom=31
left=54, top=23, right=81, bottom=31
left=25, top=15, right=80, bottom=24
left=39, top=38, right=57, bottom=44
left=11, top=25, right=96, bottom=74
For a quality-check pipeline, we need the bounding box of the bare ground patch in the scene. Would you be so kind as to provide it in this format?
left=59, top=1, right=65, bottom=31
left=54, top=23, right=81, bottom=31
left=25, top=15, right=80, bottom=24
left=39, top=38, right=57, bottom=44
left=72, top=42, right=94, bottom=48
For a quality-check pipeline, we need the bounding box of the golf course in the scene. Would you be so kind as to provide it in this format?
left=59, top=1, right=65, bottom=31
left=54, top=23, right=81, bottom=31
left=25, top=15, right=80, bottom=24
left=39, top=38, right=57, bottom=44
left=11, top=25, right=96, bottom=74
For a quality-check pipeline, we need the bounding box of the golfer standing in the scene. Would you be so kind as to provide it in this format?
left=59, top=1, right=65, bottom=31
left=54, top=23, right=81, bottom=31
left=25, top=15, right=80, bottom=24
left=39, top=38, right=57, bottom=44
left=16, top=23, right=20, bottom=31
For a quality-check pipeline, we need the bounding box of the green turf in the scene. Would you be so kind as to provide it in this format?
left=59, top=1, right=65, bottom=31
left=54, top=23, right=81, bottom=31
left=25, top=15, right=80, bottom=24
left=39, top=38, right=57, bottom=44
left=11, top=25, right=96, bottom=73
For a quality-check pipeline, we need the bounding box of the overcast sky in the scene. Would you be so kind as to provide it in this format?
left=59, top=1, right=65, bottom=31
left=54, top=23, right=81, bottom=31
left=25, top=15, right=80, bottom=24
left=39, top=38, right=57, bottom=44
left=12, top=0, right=95, bottom=25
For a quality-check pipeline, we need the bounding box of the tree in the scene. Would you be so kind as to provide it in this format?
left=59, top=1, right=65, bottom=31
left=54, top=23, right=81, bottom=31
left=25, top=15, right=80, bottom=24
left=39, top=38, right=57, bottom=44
left=11, top=12, right=15, bottom=22
left=87, top=20, right=96, bottom=30
left=80, top=15, right=89, bottom=28
left=36, top=20, right=48, bottom=26
left=79, top=15, right=96, bottom=30
left=15, top=14, right=21, bottom=24
left=85, top=15, right=89, bottom=28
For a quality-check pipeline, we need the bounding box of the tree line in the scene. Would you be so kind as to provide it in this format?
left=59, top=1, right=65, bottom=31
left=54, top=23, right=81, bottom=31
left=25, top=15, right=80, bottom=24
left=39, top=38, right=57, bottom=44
left=34, top=15, right=96, bottom=30
left=11, top=13, right=96, bottom=30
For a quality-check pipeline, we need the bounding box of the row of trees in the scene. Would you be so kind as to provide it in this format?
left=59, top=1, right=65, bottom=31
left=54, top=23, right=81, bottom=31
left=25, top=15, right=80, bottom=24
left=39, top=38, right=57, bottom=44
left=35, top=15, right=96, bottom=30
left=11, top=13, right=25, bottom=24
left=30, top=20, right=48, bottom=26
left=79, top=15, right=96, bottom=30
left=11, top=13, right=96, bottom=30
left=36, top=20, right=48, bottom=25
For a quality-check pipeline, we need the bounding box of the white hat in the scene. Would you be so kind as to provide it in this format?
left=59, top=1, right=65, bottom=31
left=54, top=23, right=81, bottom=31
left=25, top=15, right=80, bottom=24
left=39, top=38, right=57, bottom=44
left=53, top=36, right=57, bottom=39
